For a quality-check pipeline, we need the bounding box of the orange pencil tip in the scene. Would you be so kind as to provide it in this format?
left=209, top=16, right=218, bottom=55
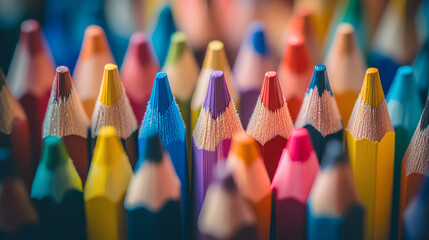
left=80, top=25, right=109, bottom=60
left=282, top=35, right=312, bottom=73
left=229, top=132, right=261, bottom=166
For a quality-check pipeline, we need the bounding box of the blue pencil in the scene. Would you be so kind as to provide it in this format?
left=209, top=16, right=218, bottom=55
left=139, top=72, right=189, bottom=239
left=414, top=39, right=429, bottom=103
left=403, top=175, right=429, bottom=240
left=125, top=133, right=182, bottom=240
left=151, top=5, right=177, bottom=67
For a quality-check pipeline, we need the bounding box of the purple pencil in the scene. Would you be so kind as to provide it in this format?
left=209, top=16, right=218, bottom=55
left=193, top=70, right=243, bottom=222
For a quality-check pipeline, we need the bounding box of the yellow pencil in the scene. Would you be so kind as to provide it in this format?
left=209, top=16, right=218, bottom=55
left=84, top=126, right=133, bottom=240
left=345, top=68, right=395, bottom=240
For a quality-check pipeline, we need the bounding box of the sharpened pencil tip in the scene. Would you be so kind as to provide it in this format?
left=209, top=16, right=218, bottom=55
left=100, top=64, right=122, bottom=106
left=54, top=66, right=73, bottom=100
left=140, top=133, right=163, bottom=163
left=41, top=136, right=69, bottom=170
left=20, top=19, right=43, bottom=55
left=387, top=65, right=416, bottom=102
left=247, top=22, right=267, bottom=55
left=335, top=23, right=356, bottom=56
left=165, top=32, right=187, bottom=65
left=282, top=35, right=312, bottom=73
left=260, top=71, right=284, bottom=110
left=203, top=40, right=228, bottom=70
left=229, top=132, right=260, bottom=166
left=149, top=72, right=174, bottom=113
left=309, top=64, right=332, bottom=96
left=203, top=70, right=231, bottom=118
left=286, top=128, right=313, bottom=162
left=360, top=68, right=385, bottom=108
left=80, top=25, right=109, bottom=60
left=128, top=33, right=154, bottom=65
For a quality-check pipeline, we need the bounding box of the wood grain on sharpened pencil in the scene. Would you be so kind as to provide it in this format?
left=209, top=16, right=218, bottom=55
left=403, top=175, right=429, bottom=240
left=191, top=40, right=240, bottom=132
left=84, top=126, right=133, bottom=240
left=193, top=70, right=243, bottom=225
left=42, top=66, right=89, bottom=183
left=163, top=31, right=200, bottom=183
left=151, top=5, right=177, bottom=67
left=31, top=136, right=86, bottom=240
left=198, top=166, right=257, bottom=240
left=73, top=25, right=115, bottom=118
left=386, top=65, right=423, bottom=239
left=346, top=68, right=395, bottom=240
left=121, top=32, right=159, bottom=123
left=325, top=23, right=365, bottom=127
left=139, top=72, right=189, bottom=239
left=295, top=64, right=343, bottom=164
left=0, top=69, right=32, bottom=188
left=247, top=71, right=293, bottom=180
left=414, top=39, right=429, bottom=103
left=399, top=97, right=429, bottom=236
left=278, top=35, right=314, bottom=122
left=227, top=132, right=272, bottom=240
left=125, top=134, right=182, bottom=240
left=272, top=128, right=319, bottom=240
left=0, top=148, right=39, bottom=239
left=307, top=139, right=364, bottom=240
left=7, top=19, right=55, bottom=173
left=234, top=22, right=275, bottom=129
left=91, top=63, right=138, bottom=168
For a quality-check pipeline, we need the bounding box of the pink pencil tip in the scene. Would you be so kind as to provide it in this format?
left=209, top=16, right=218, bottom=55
left=286, top=128, right=313, bottom=161
left=129, top=33, right=154, bottom=65
left=20, top=19, right=43, bottom=55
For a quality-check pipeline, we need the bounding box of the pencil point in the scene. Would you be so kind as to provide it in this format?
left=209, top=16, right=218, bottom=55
left=93, top=126, right=124, bottom=165
left=41, top=136, right=69, bottom=170
left=0, top=148, right=15, bottom=178
left=360, top=68, right=385, bottom=108
left=140, top=133, right=163, bottom=163
left=203, top=70, right=231, bottom=118
left=286, top=128, right=313, bottom=162
left=260, top=71, right=284, bottom=110
left=100, top=64, right=122, bottom=106
left=229, top=132, right=260, bottom=166
left=248, top=22, right=268, bottom=55
left=152, top=5, right=177, bottom=66
left=165, top=32, right=187, bottom=65
left=387, top=66, right=417, bottom=105
left=80, top=25, right=109, bottom=60
left=421, top=99, right=429, bottom=130
left=149, top=72, right=174, bottom=113
left=309, top=65, right=332, bottom=96
left=281, top=35, right=312, bottom=73
left=336, top=23, right=356, bottom=56
left=321, top=139, right=347, bottom=169
left=203, top=40, right=227, bottom=70
left=53, top=66, right=73, bottom=100
left=20, top=19, right=43, bottom=55
left=128, top=33, right=154, bottom=65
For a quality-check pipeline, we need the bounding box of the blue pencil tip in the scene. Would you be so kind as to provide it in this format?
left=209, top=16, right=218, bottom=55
left=0, top=148, right=15, bottom=178
left=387, top=65, right=417, bottom=102
left=247, top=22, right=267, bottom=55
left=139, top=133, right=164, bottom=163
left=309, top=64, right=332, bottom=96
left=149, top=72, right=174, bottom=113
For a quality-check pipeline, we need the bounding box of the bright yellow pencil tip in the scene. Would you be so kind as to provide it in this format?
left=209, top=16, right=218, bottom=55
left=229, top=132, right=261, bottom=166
left=92, top=126, right=126, bottom=166
left=203, top=40, right=227, bottom=70
left=360, top=68, right=385, bottom=108
left=100, top=63, right=122, bottom=106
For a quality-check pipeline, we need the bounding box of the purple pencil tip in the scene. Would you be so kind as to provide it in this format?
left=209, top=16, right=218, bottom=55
left=203, top=70, right=231, bottom=119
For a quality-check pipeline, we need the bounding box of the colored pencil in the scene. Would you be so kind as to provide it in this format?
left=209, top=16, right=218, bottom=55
left=246, top=71, right=293, bottom=180
left=234, top=22, right=275, bottom=129
left=414, top=39, right=429, bottom=103
left=193, top=70, right=243, bottom=219
left=7, top=19, right=55, bottom=170
left=370, top=0, right=420, bottom=91
left=139, top=72, right=190, bottom=238
left=31, top=136, right=86, bottom=240
left=151, top=5, right=177, bottom=67
left=285, top=7, right=321, bottom=63
left=121, top=32, right=159, bottom=123
left=271, top=128, right=319, bottom=240
left=363, top=0, right=389, bottom=36
left=307, top=139, right=364, bottom=240
left=0, top=148, right=39, bottom=239
left=73, top=25, right=115, bottom=118
left=191, top=40, right=240, bottom=131
left=162, top=31, right=199, bottom=174
left=403, top=175, right=429, bottom=240
left=346, top=68, right=395, bottom=240
left=91, top=63, right=138, bottom=167
left=198, top=165, right=257, bottom=240
left=400, top=98, right=429, bottom=225
left=42, top=66, right=90, bottom=183
left=125, top=133, right=181, bottom=240
left=0, top=69, right=32, bottom=188
left=84, top=126, right=133, bottom=240
left=227, top=132, right=272, bottom=240
left=387, top=65, right=424, bottom=238
left=295, top=64, right=343, bottom=163
left=325, top=23, right=365, bottom=126
left=278, top=35, right=314, bottom=122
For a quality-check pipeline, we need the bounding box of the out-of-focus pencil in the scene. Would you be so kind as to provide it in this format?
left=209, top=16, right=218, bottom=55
left=42, top=66, right=89, bottom=182
left=121, top=32, right=159, bottom=123
left=346, top=68, right=395, bottom=240
left=414, top=39, right=429, bottom=103
left=0, top=69, right=32, bottom=188
left=325, top=23, right=365, bottom=126
left=84, top=126, right=133, bottom=240
left=7, top=19, right=55, bottom=171
left=234, top=22, right=276, bottom=129
left=403, top=175, right=429, bottom=240
left=151, top=5, right=177, bottom=67
left=31, top=136, right=86, bottom=240
left=227, top=132, right=272, bottom=240
left=91, top=63, right=138, bottom=167
left=295, top=64, right=343, bottom=163
left=73, top=25, right=115, bottom=118
left=247, top=71, right=293, bottom=180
